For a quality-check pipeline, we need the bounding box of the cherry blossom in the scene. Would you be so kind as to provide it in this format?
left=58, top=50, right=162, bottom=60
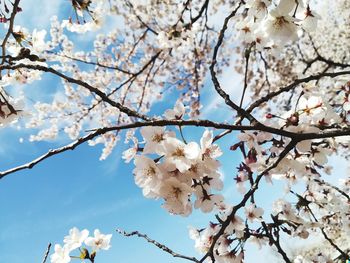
left=50, top=244, right=71, bottom=263
left=84, top=229, right=112, bottom=251
left=244, top=203, right=264, bottom=222
left=63, top=227, right=89, bottom=251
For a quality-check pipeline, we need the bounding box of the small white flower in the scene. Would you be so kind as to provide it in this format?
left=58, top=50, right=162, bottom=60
left=63, top=227, right=89, bottom=251
left=140, top=126, right=174, bottom=154
left=50, top=244, right=71, bottom=263
left=227, top=215, right=246, bottom=238
left=276, top=0, right=297, bottom=15
left=188, top=223, right=220, bottom=254
left=122, top=137, right=138, bottom=163
left=84, top=229, right=112, bottom=251
left=263, top=4, right=298, bottom=44
left=300, top=6, right=321, bottom=32
left=163, top=137, right=201, bottom=173
left=164, top=100, right=186, bottom=119
left=246, top=0, right=271, bottom=19
left=248, top=235, right=267, bottom=249
left=133, top=155, right=162, bottom=198
left=200, top=129, right=222, bottom=159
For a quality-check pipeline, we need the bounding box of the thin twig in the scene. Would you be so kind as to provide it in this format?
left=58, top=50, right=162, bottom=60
left=246, top=70, right=350, bottom=115
left=1, top=0, right=20, bottom=65
left=261, top=222, right=291, bottom=263
left=117, top=229, right=200, bottom=262
left=209, top=2, right=256, bottom=123
left=41, top=243, right=51, bottom=263
left=314, top=179, right=350, bottom=201
left=239, top=44, right=252, bottom=108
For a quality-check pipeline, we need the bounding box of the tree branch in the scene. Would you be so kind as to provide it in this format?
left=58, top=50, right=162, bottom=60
left=117, top=229, right=200, bottom=263
left=0, top=63, right=152, bottom=121
left=246, top=70, right=350, bottom=114
left=209, top=2, right=256, bottom=122
left=41, top=243, right=51, bottom=263
left=1, top=0, right=20, bottom=65
left=2, top=118, right=350, bottom=180
left=200, top=140, right=298, bottom=262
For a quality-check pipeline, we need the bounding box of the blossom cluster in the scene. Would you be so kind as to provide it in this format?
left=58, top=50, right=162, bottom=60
left=122, top=103, right=224, bottom=216
left=187, top=202, right=265, bottom=263
left=50, top=227, right=112, bottom=263
left=236, top=0, right=321, bottom=50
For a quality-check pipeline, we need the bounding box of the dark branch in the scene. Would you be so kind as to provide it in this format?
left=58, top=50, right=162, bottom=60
left=117, top=229, right=200, bottom=263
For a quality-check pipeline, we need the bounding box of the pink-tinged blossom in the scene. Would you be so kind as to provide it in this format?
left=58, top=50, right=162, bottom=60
left=248, top=235, right=268, bottom=249
left=237, top=132, right=256, bottom=149
left=311, top=147, right=330, bottom=166
left=205, top=173, right=224, bottom=191
left=159, top=177, right=192, bottom=216
left=183, top=160, right=206, bottom=180
left=235, top=171, right=248, bottom=194
left=194, top=188, right=224, bottom=213
left=235, top=18, right=257, bottom=43
left=256, top=131, right=273, bottom=143
left=200, top=129, right=222, bottom=159
left=296, top=140, right=312, bottom=153
left=278, top=0, right=303, bottom=14
left=245, top=203, right=264, bottom=222
left=226, top=215, right=246, bottom=238
left=293, top=226, right=309, bottom=239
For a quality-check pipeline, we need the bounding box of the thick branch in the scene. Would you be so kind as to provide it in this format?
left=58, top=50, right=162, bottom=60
left=2, top=119, right=350, bottom=180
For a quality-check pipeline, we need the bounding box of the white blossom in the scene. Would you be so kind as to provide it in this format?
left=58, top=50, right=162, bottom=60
left=63, top=227, right=89, bottom=251
left=50, top=244, right=71, bottom=263
left=84, top=229, right=112, bottom=251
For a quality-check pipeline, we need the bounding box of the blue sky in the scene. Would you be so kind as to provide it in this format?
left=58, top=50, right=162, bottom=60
left=0, top=96, right=240, bottom=262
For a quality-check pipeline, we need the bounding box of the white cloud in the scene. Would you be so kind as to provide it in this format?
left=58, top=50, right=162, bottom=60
left=16, top=0, right=61, bottom=30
